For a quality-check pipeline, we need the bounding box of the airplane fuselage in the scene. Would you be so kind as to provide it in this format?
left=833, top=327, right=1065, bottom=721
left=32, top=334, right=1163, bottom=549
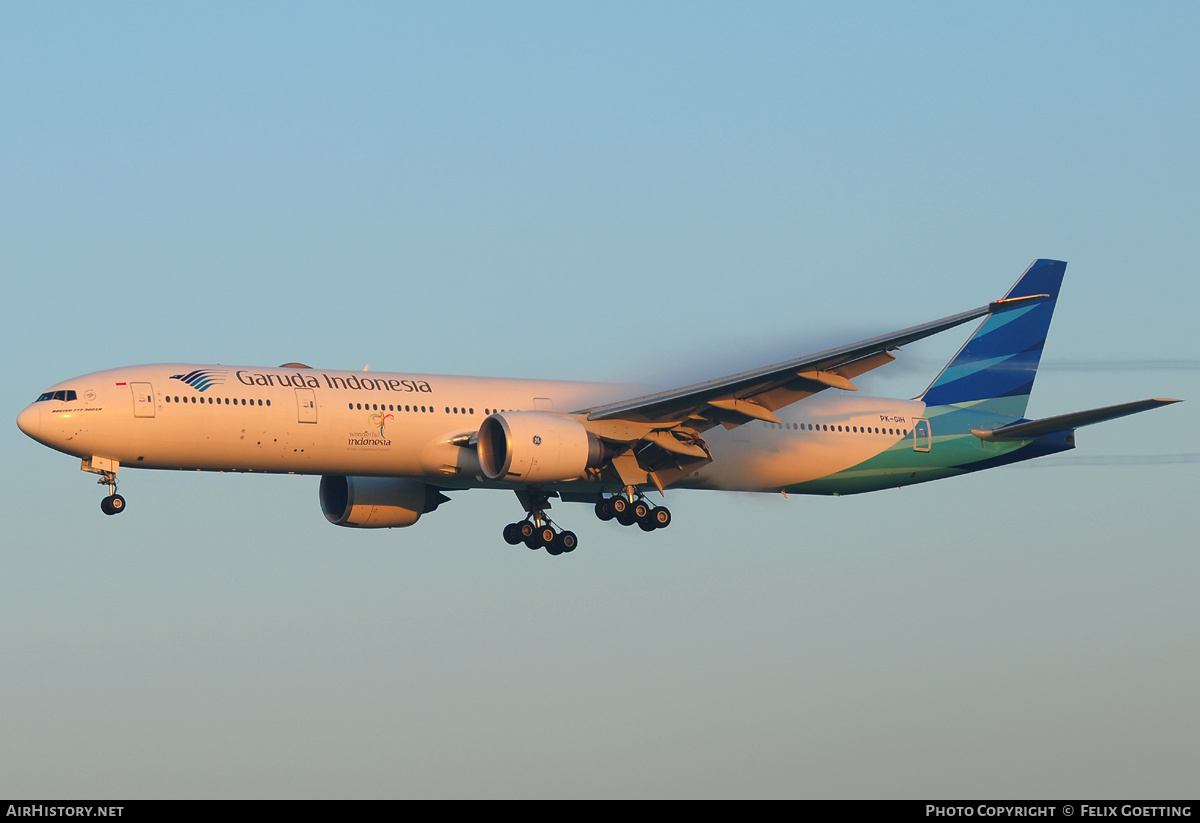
left=16, top=362, right=1047, bottom=497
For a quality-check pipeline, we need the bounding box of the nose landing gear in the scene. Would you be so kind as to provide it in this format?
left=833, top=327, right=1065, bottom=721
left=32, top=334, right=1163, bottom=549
left=98, top=470, right=125, bottom=516
left=83, top=458, right=127, bottom=516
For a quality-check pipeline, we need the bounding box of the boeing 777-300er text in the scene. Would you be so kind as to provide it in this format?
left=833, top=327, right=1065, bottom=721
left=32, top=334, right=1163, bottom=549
left=17, top=260, right=1181, bottom=555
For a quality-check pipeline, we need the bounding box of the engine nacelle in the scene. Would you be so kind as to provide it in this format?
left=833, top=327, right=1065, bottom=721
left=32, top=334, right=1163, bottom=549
left=319, top=475, right=448, bottom=528
left=477, top=411, right=608, bottom=483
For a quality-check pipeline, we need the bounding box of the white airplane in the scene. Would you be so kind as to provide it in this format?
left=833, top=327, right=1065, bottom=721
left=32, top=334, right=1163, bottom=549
left=17, top=260, right=1180, bottom=555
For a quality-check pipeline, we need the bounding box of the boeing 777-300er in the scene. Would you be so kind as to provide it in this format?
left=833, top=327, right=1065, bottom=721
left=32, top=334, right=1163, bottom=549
left=17, top=260, right=1181, bottom=555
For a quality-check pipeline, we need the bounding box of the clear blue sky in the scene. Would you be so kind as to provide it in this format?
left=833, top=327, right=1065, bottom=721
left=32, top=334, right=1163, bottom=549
left=2, top=2, right=1197, bottom=798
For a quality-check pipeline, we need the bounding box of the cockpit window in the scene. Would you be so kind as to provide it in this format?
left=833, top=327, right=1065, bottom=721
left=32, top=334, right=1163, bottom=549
left=35, top=390, right=77, bottom=402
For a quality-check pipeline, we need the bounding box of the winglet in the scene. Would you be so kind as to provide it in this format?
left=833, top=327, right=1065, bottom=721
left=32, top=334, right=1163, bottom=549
left=988, top=293, right=1050, bottom=313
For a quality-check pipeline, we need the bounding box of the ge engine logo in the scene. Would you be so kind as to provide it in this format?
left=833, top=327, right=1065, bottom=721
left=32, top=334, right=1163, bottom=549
left=532, top=435, right=542, bottom=445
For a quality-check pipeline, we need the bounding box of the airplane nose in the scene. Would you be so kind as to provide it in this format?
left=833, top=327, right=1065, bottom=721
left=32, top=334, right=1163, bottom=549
left=17, top=404, right=40, bottom=439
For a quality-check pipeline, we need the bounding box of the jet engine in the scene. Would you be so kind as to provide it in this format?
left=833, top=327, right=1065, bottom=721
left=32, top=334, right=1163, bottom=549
left=477, top=411, right=610, bottom=483
left=319, top=475, right=449, bottom=528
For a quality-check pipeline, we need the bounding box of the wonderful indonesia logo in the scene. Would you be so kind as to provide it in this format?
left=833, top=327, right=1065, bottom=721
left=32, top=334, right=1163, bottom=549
left=349, top=411, right=393, bottom=447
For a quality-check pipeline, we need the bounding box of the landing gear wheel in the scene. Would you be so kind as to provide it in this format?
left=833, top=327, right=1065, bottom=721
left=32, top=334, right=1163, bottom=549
left=632, top=500, right=651, bottom=521
left=616, top=507, right=637, bottom=527
left=595, top=498, right=615, bottom=521
left=503, top=523, right=523, bottom=545
left=101, top=494, right=125, bottom=516
left=546, top=537, right=564, bottom=556
left=638, top=518, right=657, bottom=532
left=520, top=520, right=542, bottom=549
left=651, top=506, right=671, bottom=529
left=559, top=531, right=578, bottom=552
left=610, top=496, right=629, bottom=517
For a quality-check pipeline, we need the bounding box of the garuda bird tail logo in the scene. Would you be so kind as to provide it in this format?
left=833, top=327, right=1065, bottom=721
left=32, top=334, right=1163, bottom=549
left=169, top=369, right=228, bottom=392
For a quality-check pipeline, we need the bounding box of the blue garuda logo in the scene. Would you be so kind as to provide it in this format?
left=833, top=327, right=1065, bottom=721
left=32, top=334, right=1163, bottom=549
left=169, top=369, right=227, bottom=392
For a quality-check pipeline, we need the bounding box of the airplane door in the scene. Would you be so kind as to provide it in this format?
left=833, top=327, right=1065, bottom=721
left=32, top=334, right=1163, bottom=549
left=296, top=388, right=318, bottom=423
left=912, top=417, right=931, bottom=452
left=131, top=383, right=155, bottom=418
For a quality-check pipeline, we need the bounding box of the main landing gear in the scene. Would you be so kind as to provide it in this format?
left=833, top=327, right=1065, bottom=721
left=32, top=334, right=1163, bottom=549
left=594, top=494, right=671, bottom=532
left=502, top=490, right=578, bottom=555
left=501, top=489, right=670, bottom=556
left=502, top=520, right=578, bottom=555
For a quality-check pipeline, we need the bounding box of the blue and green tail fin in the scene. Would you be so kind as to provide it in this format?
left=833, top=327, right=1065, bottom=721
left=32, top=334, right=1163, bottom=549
left=920, top=259, right=1067, bottom=418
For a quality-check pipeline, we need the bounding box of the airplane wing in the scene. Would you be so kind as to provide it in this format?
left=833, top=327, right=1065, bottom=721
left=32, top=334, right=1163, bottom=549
left=579, top=294, right=1048, bottom=431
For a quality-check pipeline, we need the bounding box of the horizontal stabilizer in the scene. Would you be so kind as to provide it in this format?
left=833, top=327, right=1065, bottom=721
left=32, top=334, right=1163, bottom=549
left=972, top=398, right=1181, bottom=441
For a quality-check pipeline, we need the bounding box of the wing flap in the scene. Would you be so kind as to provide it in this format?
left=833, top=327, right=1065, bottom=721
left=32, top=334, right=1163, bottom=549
left=706, top=398, right=781, bottom=424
